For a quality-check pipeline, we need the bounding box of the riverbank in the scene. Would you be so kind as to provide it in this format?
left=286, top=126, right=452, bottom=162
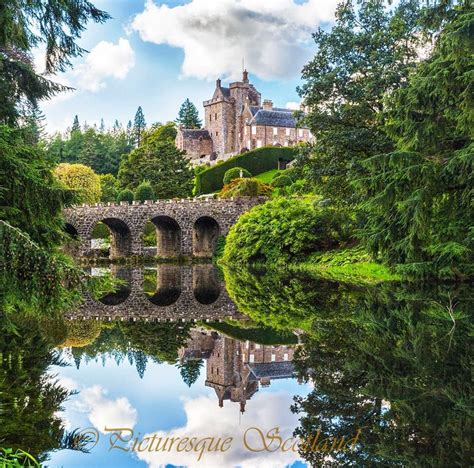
left=289, top=246, right=401, bottom=285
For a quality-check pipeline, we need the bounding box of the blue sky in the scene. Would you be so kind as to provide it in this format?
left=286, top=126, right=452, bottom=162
left=48, top=353, right=312, bottom=467
left=38, top=0, right=339, bottom=134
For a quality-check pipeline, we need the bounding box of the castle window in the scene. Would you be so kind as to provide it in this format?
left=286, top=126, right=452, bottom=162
left=251, top=125, right=257, bottom=135
left=298, top=128, right=303, bottom=137
left=247, top=139, right=251, bottom=149
left=209, top=114, right=211, bottom=121
left=249, top=354, right=255, bottom=363
left=215, top=112, right=217, bottom=119
left=286, top=128, right=290, bottom=136
left=284, top=353, right=289, bottom=361
left=257, top=139, right=262, bottom=148
left=216, top=131, right=218, bottom=136
left=271, top=354, right=276, bottom=362
left=273, top=127, right=278, bottom=136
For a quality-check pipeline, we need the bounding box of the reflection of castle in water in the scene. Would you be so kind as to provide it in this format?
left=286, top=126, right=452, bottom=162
left=67, top=264, right=244, bottom=322
left=179, top=329, right=297, bottom=412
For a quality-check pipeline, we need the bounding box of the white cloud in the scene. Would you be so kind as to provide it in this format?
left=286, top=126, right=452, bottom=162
left=136, top=391, right=303, bottom=468
left=76, top=385, right=138, bottom=434
left=285, top=101, right=301, bottom=110
left=74, top=38, right=135, bottom=92
left=131, top=0, right=339, bottom=81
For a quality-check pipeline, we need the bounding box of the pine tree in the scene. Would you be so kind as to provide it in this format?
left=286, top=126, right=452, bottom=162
left=71, top=115, right=80, bottom=133
left=176, top=98, right=202, bottom=128
left=133, top=106, right=146, bottom=147
left=178, top=359, right=203, bottom=387
left=99, top=117, right=105, bottom=133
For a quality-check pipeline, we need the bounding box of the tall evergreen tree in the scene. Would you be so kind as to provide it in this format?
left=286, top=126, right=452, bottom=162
left=176, top=98, right=202, bottom=128
left=71, top=115, right=80, bottom=133
left=133, top=106, right=146, bottom=147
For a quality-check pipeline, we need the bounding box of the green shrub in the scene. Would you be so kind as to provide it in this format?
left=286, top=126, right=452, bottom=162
left=223, top=198, right=353, bottom=264
left=271, top=175, right=292, bottom=187
left=219, top=178, right=272, bottom=198
left=117, top=189, right=134, bottom=203
left=223, top=167, right=252, bottom=185
left=195, top=146, right=296, bottom=194
left=134, top=181, right=156, bottom=202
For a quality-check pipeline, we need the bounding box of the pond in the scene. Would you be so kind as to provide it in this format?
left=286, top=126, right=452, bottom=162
left=1, top=265, right=472, bottom=467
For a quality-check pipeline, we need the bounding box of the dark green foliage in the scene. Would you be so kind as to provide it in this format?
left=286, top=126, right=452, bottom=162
left=271, top=175, right=292, bottom=188
left=45, top=120, right=133, bottom=176
left=195, top=146, right=296, bottom=194
left=178, top=359, right=203, bottom=387
left=207, top=321, right=298, bottom=345
left=116, top=189, right=133, bottom=203
left=176, top=98, right=201, bottom=128
left=293, top=282, right=473, bottom=467
left=357, top=9, right=473, bottom=278
left=297, top=0, right=423, bottom=207
left=0, top=0, right=109, bottom=124
left=133, top=106, right=146, bottom=147
left=223, top=198, right=353, bottom=264
left=223, top=167, right=251, bottom=185
left=134, top=181, right=155, bottom=202
left=99, top=173, right=119, bottom=202
left=118, top=124, right=193, bottom=199
left=0, top=125, right=72, bottom=248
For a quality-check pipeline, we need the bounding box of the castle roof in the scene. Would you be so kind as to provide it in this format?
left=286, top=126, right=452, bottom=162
left=248, top=108, right=306, bottom=128
left=248, top=361, right=295, bottom=380
left=181, top=129, right=211, bottom=140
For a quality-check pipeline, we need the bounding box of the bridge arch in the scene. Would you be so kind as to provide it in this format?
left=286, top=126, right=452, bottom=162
left=148, top=216, right=182, bottom=257
left=145, top=265, right=181, bottom=306
left=64, top=222, right=79, bottom=239
left=193, top=216, right=220, bottom=257
left=92, top=218, right=132, bottom=258
left=193, top=264, right=220, bottom=304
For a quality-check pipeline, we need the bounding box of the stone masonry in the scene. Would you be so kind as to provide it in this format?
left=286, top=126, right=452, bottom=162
left=63, top=197, right=265, bottom=258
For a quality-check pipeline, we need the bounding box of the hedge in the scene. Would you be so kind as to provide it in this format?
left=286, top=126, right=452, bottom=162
left=195, top=146, right=296, bottom=194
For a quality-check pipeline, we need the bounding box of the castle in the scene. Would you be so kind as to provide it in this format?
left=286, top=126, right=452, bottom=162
left=178, top=329, right=298, bottom=413
left=176, top=70, right=314, bottom=163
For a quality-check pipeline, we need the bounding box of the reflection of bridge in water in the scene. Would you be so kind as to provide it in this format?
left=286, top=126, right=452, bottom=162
left=66, top=264, right=245, bottom=322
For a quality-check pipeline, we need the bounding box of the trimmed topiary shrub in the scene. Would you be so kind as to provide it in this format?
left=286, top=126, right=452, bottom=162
left=60, top=320, right=102, bottom=347
left=195, top=146, right=296, bottom=194
left=134, top=181, right=156, bottom=202
left=219, top=178, right=272, bottom=198
left=117, top=189, right=134, bottom=203
left=223, top=167, right=251, bottom=185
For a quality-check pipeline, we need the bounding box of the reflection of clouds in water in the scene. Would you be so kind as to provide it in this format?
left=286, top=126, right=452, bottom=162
left=136, top=391, right=303, bottom=468
left=74, top=385, right=138, bottom=434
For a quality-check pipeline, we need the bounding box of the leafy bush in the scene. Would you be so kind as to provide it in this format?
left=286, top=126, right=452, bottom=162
left=117, top=189, right=134, bottom=203
left=195, top=146, right=296, bottom=194
left=53, top=163, right=101, bottom=204
left=100, top=174, right=119, bottom=202
left=134, top=181, right=155, bottom=202
left=61, top=320, right=102, bottom=347
left=223, top=167, right=251, bottom=185
left=223, top=198, right=352, bottom=264
left=271, top=175, right=292, bottom=187
left=219, top=178, right=272, bottom=199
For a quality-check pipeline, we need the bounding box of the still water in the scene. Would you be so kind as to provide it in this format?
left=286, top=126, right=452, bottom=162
left=2, top=264, right=472, bottom=467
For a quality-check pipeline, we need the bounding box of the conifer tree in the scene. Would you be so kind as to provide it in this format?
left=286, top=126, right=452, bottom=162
left=176, top=98, right=202, bottom=128
left=133, top=106, right=146, bottom=147
left=71, top=115, right=80, bottom=133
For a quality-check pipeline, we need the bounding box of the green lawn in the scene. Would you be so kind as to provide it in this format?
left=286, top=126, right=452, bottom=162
left=255, top=169, right=279, bottom=183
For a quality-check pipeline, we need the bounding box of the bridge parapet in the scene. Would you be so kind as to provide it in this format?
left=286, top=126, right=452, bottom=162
left=63, top=197, right=265, bottom=258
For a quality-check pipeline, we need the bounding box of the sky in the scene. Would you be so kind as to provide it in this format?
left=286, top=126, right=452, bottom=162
left=36, top=0, right=340, bottom=134
left=48, top=353, right=312, bottom=467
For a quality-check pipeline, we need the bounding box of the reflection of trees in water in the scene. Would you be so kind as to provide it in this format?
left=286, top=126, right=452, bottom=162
left=291, top=283, right=473, bottom=467
left=68, top=321, right=193, bottom=378
left=0, top=315, right=90, bottom=464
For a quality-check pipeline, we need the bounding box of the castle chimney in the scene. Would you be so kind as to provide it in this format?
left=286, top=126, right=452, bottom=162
left=242, top=69, right=249, bottom=83
left=216, top=78, right=222, bottom=88
left=263, top=99, right=273, bottom=110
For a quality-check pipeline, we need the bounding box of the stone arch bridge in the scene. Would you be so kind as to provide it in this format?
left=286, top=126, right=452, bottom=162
left=63, top=197, right=264, bottom=258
